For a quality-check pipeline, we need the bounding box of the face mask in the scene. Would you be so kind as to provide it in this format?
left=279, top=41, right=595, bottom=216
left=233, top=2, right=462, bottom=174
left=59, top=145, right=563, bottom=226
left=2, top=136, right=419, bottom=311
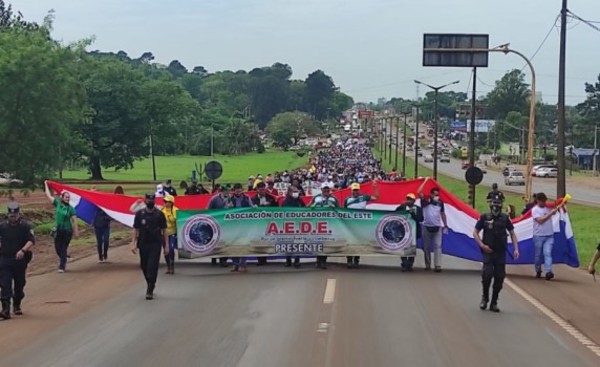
left=292, top=192, right=299, bottom=199
left=491, top=205, right=502, bottom=216
left=431, top=195, right=439, bottom=201
left=146, top=200, right=155, bottom=209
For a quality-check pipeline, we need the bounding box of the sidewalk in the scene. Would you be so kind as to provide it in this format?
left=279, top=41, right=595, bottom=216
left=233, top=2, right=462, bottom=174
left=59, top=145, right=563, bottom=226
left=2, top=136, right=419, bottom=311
left=509, top=265, right=600, bottom=345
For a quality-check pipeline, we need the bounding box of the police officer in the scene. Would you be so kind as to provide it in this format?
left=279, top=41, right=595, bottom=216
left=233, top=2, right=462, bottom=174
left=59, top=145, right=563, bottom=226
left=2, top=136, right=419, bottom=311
left=486, top=183, right=505, bottom=204
left=473, top=200, right=520, bottom=312
left=130, top=193, right=169, bottom=300
left=0, top=202, right=35, bottom=319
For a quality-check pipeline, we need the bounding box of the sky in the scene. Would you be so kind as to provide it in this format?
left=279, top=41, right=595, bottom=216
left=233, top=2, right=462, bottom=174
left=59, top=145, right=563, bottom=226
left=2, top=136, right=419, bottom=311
left=16, top=0, right=600, bottom=106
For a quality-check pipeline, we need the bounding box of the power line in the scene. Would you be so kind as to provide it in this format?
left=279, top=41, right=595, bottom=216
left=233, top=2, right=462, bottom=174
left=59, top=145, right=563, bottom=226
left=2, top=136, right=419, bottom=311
left=520, top=13, right=560, bottom=72
left=567, top=10, right=600, bottom=33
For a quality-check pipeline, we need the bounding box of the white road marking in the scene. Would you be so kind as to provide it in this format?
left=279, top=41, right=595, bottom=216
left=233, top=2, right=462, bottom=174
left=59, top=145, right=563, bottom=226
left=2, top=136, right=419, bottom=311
left=506, top=279, right=600, bottom=359
left=323, top=279, right=337, bottom=304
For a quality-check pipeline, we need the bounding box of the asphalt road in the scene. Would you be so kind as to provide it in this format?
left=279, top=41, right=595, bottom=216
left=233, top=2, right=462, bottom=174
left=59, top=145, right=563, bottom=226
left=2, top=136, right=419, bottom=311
left=419, top=151, right=600, bottom=205
left=1, top=257, right=598, bottom=367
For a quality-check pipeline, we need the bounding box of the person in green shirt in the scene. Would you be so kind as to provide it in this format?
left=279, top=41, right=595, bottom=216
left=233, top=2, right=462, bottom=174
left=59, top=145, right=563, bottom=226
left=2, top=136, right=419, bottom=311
left=343, top=181, right=379, bottom=268
left=44, top=181, right=79, bottom=273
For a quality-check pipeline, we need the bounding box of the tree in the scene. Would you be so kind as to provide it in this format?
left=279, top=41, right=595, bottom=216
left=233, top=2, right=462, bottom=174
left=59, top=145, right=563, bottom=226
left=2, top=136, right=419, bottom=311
left=0, top=25, right=84, bottom=185
left=77, top=57, right=154, bottom=179
left=305, top=70, right=336, bottom=120
left=266, top=111, right=321, bottom=149
left=167, top=60, right=188, bottom=78
left=487, top=69, right=530, bottom=119
left=0, top=0, right=39, bottom=30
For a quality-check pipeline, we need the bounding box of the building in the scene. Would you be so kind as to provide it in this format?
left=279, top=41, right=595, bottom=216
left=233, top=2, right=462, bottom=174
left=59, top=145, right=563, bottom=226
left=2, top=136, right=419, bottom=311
left=456, top=102, right=489, bottom=120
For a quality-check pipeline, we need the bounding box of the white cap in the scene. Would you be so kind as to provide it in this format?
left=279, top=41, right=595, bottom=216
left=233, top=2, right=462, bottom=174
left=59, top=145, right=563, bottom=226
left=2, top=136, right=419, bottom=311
left=321, top=182, right=332, bottom=189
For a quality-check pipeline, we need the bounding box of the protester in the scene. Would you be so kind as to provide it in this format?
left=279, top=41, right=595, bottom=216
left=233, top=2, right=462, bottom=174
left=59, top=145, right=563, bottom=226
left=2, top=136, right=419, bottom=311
left=247, top=176, right=255, bottom=191
left=343, top=181, right=379, bottom=268
left=93, top=207, right=111, bottom=263
left=44, top=181, right=79, bottom=273
left=282, top=185, right=305, bottom=268
left=396, top=193, right=424, bottom=272
left=162, top=195, right=178, bottom=275
left=532, top=192, right=559, bottom=280
left=229, top=183, right=253, bottom=272
left=114, top=186, right=125, bottom=195
left=418, top=181, right=448, bottom=272
left=185, top=180, right=201, bottom=195
left=252, top=182, right=278, bottom=266
left=130, top=193, right=169, bottom=300
left=208, top=187, right=230, bottom=267
left=197, top=184, right=210, bottom=194
left=309, top=182, right=339, bottom=269
left=266, top=181, right=279, bottom=196
left=155, top=184, right=166, bottom=198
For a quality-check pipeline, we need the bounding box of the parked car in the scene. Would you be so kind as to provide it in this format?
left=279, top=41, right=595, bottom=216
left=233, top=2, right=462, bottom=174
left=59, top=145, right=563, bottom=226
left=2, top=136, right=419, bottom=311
left=476, top=163, right=487, bottom=174
left=0, top=173, right=23, bottom=186
left=504, top=171, right=525, bottom=186
left=439, top=154, right=451, bottom=163
left=424, top=154, right=434, bottom=163
left=536, top=167, right=558, bottom=178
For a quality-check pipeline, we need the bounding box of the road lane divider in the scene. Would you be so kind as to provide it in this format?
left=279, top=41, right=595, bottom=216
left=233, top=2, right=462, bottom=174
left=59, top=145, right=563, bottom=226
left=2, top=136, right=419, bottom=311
left=323, top=279, right=336, bottom=304
left=506, top=279, right=600, bottom=359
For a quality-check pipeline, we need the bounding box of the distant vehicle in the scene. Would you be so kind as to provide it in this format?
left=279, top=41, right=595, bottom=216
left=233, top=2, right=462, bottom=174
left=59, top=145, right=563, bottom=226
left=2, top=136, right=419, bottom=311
left=343, top=124, right=351, bottom=132
left=504, top=171, right=525, bottom=186
left=502, top=166, right=517, bottom=177
left=531, top=164, right=556, bottom=177
left=536, top=167, right=558, bottom=178
left=476, top=163, right=487, bottom=174
left=0, top=173, right=23, bottom=186
left=461, top=161, right=470, bottom=170
left=440, top=155, right=450, bottom=163
left=424, top=154, right=434, bottom=163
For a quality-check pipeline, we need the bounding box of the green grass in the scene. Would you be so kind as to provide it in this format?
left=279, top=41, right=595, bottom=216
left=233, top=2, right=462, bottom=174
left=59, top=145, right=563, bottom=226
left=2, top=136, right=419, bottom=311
left=375, top=145, right=598, bottom=268
left=62, top=151, right=309, bottom=184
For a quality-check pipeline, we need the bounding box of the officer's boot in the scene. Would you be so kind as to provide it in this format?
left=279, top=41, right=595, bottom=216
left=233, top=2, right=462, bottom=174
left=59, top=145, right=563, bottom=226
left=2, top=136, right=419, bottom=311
left=489, top=291, right=500, bottom=313
left=480, top=286, right=489, bottom=310
left=0, top=300, right=11, bottom=320
left=145, top=283, right=155, bottom=300
left=13, top=298, right=22, bottom=316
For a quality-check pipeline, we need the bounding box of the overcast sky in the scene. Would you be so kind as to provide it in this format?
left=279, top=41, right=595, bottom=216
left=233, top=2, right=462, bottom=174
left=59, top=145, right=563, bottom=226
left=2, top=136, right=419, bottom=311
left=17, top=0, right=600, bottom=105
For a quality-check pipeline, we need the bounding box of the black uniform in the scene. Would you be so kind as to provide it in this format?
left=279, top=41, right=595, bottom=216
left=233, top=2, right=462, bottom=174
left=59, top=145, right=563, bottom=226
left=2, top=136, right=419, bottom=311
left=396, top=203, right=424, bottom=271
left=133, top=208, right=167, bottom=295
left=475, top=212, right=514, bottom=308
left=486, top=190, right=505, bottom=203
left=0, top=219, right=34, bottom=317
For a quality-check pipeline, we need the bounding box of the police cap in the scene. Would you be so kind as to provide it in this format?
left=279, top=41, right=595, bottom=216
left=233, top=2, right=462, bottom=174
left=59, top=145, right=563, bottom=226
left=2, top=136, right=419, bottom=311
left=145, top=193, right=156, bottom=200
left=7, top=201, right=20, bottom=214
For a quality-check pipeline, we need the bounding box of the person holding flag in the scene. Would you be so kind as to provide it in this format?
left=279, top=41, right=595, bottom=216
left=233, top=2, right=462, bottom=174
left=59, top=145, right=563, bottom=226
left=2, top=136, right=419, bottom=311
left=343, top=181, right=379, bottom=269
left=162, top=195, right=178, bottom=275
left=396, top=193, right=424, bottom=272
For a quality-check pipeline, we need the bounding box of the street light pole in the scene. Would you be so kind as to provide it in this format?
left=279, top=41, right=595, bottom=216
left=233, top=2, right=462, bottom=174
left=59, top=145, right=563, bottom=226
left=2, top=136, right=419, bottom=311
left=399, top=111, right=411, bottom=177
left=412, top=103, right=422, bottom=178
left=414, top=80, right=460, bottom=181
left=395, top=117, right=400, bottom=170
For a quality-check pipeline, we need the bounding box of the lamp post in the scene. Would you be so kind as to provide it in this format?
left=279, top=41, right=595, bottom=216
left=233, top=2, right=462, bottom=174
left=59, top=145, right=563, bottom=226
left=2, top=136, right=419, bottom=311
left=399, top=111, right=411, bottom=177
left=412, top=103, right=422, bottom=178
left=414, top=80, right=460, bottom=180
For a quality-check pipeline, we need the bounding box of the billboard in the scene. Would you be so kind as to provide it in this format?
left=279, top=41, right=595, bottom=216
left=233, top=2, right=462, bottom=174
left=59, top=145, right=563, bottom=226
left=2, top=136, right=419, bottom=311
left=449, top=120, right=496, bottom=133
left=423, top=34, right=489, bottom=68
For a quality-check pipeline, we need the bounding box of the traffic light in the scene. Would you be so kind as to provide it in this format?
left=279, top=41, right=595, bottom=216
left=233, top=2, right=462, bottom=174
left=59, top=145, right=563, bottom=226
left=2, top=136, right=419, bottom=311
left=467, top=185, right=475, bottom=207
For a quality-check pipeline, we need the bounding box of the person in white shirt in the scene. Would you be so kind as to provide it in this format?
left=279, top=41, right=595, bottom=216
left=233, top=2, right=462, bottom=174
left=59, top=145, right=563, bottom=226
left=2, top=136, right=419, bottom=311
left=531, top=192, right=559, bottom=280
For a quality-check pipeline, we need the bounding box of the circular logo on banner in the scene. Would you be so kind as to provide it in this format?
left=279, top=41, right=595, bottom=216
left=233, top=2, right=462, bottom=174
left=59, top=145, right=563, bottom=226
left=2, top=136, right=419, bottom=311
left=375, top=215, right=413, bottom=251
left=181, top=214, right=221, bottom=254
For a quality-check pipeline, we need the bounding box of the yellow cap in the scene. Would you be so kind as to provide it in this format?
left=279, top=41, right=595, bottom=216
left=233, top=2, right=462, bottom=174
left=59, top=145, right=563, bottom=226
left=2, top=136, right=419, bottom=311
left=350, top=183, right=361, bottom=190
left=164, top=195, right=175, bottom=203
left=406, top=193, right=416, bottom=200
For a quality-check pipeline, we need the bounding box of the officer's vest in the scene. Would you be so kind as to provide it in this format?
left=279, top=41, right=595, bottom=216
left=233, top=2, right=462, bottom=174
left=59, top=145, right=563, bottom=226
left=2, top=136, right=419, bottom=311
left=482, top=213, right=508, bottom=248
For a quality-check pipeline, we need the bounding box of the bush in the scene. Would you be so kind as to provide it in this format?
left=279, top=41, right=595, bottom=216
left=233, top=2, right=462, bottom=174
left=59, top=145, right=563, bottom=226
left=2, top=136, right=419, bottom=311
left=296, top=151, right=306, bottom=157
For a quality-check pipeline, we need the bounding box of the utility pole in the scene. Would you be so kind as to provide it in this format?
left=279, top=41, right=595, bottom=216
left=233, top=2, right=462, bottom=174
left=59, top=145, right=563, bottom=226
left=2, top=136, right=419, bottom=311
left=395, top=117, right=400, bottom=170
left=594, top=126, right=598, bottom=176
left=414, top=80, right=460, bottom=180
left=556, top=0, right=568, bottom=197
left=469, top=67, right=477, bottom=208
left=388, top=117, right=393, bottom=166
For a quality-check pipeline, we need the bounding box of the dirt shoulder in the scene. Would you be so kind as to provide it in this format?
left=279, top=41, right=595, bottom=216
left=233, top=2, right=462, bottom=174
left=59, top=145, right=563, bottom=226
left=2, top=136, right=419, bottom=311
left=0, top=244, right=142, bottom=357
left=508, top=265, right=600, bottom=346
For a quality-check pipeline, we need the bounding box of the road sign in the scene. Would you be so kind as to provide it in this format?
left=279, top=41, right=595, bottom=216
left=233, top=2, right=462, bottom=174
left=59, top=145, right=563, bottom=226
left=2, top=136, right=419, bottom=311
left=465, top=166, right=484, bottom=185
left=204, top=161, right=223, bottom=180
left=423, top=34, right=489, bottom=67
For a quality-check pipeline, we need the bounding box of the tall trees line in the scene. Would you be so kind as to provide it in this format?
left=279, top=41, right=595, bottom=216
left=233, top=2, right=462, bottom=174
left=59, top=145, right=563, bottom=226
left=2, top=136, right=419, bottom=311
left=0, top=3, right=353, bottom=183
